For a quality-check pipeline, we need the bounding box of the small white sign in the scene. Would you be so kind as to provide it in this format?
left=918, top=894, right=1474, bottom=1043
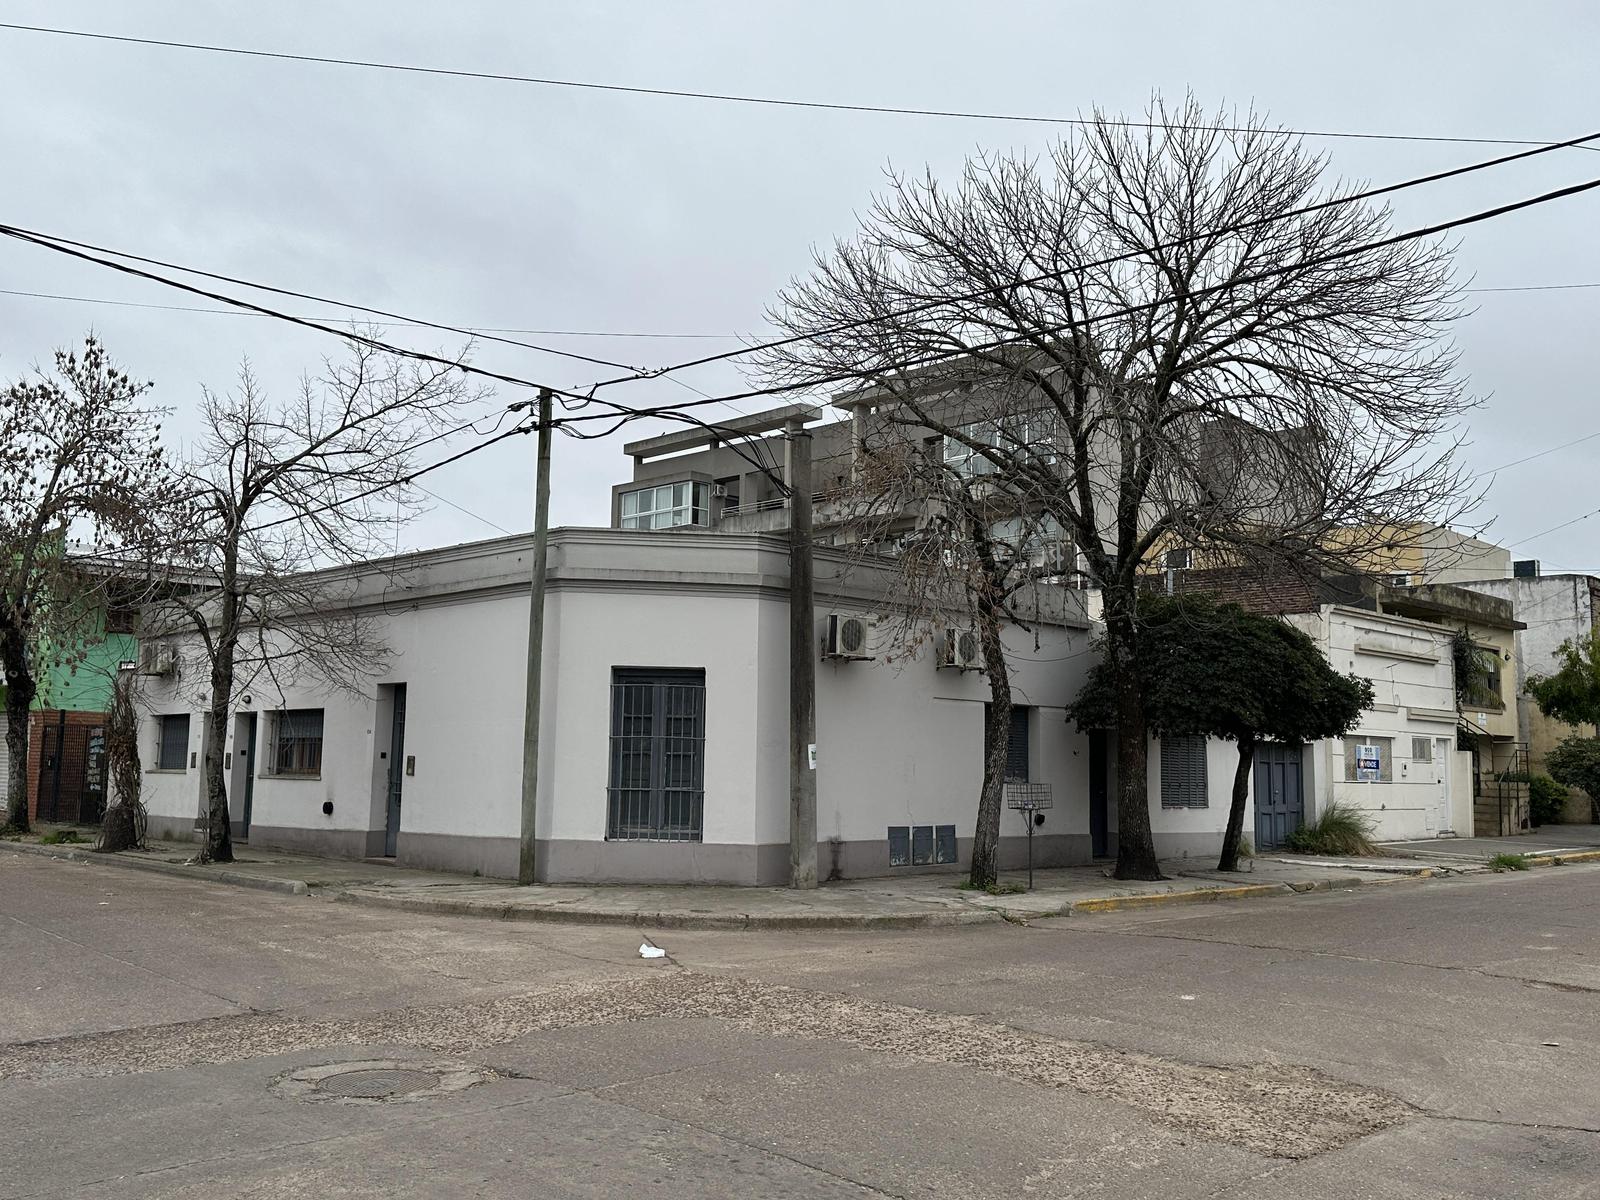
left=807, top=743, right=817, bottom=770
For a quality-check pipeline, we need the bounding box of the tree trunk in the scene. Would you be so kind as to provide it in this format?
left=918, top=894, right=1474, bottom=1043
left=200, top=584, right=240, bottom=864
left=1112, top=670, right=1162, bottom=880
left=970, top=625, right=1012, bottom=891
left=1217, top=734, right=1257, bottom=872
left=1, top=625, right=35, bottom=832
left=1103, top=608, right=1161, bottom=881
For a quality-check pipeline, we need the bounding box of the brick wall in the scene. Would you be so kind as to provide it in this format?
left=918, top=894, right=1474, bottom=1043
left=27, top=709, right=110, bottom=824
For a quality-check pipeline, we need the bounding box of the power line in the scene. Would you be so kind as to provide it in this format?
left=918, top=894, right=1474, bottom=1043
left=0, top=222, right=600, bottom=405
left=557, top=170, right=1600, bottom=429
left=579, top=129, right=1600, bottom=394
left=6, top=21, right=1599, bottom=152
left=0, top=288, right=741, bottom=338
left=1473, top=427, right=1600, bottom=479
left=0, top=225, right=642, bottom=372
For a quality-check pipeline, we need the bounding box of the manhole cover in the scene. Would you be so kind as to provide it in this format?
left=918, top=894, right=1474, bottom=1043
left=273, top=1060, right=492, bottom=1105
left=317, top=1068, right=442, bottom=1099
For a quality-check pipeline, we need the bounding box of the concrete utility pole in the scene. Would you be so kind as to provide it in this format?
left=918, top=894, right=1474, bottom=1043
left=518, top=387, right=554, bottom=887
left=787, top=421, right=818, bottom=889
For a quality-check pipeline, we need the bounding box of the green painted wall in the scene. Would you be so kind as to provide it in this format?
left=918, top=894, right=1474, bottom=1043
left=34, top=615, right=135, bottom=714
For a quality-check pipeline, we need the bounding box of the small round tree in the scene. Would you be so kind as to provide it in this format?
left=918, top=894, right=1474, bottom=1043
left=1069, top=595, right=1373, bottom=872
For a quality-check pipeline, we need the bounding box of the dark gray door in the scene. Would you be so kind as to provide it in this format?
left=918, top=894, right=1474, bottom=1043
left=385, top=685, right=407, bottom=857
left=240, top=714, right=257, bottom=839
left=1089, top=731, right=1109, bottom=858
left=1253, top=743, right=1304, bottom=850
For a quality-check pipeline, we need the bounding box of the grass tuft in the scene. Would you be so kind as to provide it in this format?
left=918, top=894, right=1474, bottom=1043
left=1284, top=802, right=1381, bottom=857
left=1487, top=852, right=1530, bottom=871
left=37, top=829, right=86, bottom=845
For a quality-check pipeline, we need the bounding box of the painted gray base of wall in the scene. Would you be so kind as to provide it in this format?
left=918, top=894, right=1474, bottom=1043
left=141, top=820, right=1095, bottom=885
left=826, top=833, right=1094, bottom=883
left=1150, top=831, right=1227, bottom=862
left=398, top=832, right=519, bottom=880
left=146, top=814, right=200, bottom=843
left=247, top=824, right=386, bottom=860
left=536, top=839, right=787, bottom=886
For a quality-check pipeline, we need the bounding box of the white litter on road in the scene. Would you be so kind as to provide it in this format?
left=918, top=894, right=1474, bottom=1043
left=639, top=942, right=666, bottom=959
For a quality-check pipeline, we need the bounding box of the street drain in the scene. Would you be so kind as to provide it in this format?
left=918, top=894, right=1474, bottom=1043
left=319, top=1067, right=441, bottom=1099
left=273, top=1059, right=492, bottom=1106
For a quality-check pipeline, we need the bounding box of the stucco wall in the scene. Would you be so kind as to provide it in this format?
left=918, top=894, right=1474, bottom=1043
left=137, top=528, right=1096, bottom=882
left=1287, top=606, right=1468, bottom=840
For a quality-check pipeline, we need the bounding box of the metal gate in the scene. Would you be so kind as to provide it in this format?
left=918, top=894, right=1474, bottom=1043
left=1252, top=743, right=1304, bottom=851
left=37, top=718, right=107, bottom=825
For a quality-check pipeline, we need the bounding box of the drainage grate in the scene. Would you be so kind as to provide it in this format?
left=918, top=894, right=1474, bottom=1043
left=316, top=1067, right=442, bottom=1099
left=273, top=1059, right=491, bottom=1106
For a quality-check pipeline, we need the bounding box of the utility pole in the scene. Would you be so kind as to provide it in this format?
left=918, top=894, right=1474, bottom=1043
left=787, top=420, right=818, bottom=889
left=518, top=387, right=554, bottom=886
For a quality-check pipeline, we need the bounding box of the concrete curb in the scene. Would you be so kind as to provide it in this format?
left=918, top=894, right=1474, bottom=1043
left=328, top=888, right=1004, bottom=930
left=1530, top=849, right=1600, bottom=867
left=2, top=839, right=312, bottom=896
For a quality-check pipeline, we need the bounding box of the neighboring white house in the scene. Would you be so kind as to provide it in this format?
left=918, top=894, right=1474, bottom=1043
left=137, top=529, right=1103, bottom=883
left=1285, top=605, right=1473, bottom=842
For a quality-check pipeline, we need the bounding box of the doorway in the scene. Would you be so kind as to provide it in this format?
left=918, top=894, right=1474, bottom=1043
left=384, top=684, right=407, bottom=857
left=1253, top=743, right=1305, bottom=850
left=1434, top=736, right=1455, bottom=835
left=1089, top=730, right=1110, bottom=858
left=230, top=713, right=258, bottom=840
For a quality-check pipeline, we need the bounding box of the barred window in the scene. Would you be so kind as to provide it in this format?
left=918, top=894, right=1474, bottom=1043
left=157, top=714, right=189, bottom=771
left=1344, top=735, right=1394, bottom=783
left=273, top=709, right=324, bottom=777
left=1160, top=735, right=1208, bottom=808
left=607, top=669, right=706, bottom=841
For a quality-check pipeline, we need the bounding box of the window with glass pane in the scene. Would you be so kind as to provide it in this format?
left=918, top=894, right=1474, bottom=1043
left=157, top=714, right=190, bottom=770
left=274, top=709, right=324, bottom=776
left=619, top=481, right=710, bottom=530
left=607, top=669, right=705, bottom=841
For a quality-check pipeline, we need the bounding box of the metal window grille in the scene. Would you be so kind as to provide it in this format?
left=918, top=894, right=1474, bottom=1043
left=1343, top=735, right=1394, bottom=783
left=1006, top=707, right=1030, bottom=782
left=607, top=669, right=706, bottom=841
left=157, top=714, right=190, bottom=770
left=274, top=709, right=324, bottom=776
left=1411, top=737, right=1432, bottom=763
left=1159, top=735, right=1208, bottom=808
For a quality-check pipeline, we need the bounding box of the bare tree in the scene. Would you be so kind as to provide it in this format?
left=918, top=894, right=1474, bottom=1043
left=834, top=435, right=1070, bottom=889
left=760, top=96, right=1473, bottom=879
left=0, top=336, right=174, bottom=832
left=151, top=341, right=490, bottom=863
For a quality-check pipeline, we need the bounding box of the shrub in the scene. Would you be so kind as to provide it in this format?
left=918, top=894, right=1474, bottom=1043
left=1487, top=852, right=1530, bottom=871
left=38, top=829, right=85, bottom=845
left=1528, top=774, right=1567, bottom=826
left=1284, top=802, right=1381, bottom=856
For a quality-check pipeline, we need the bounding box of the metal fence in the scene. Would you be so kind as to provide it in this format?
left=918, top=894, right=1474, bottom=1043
left=37, top=718, right=107, bottom=825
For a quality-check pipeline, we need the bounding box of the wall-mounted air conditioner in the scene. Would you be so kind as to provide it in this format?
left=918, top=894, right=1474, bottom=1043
left=137, top=641, right=175, bottom=677
left=940, top=628, right=983, bottom=671
left=822, top=613, right=873, bottom=660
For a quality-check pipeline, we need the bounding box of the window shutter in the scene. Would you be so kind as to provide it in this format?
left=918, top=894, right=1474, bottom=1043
left=1160, top=736, right=1208, bottom=808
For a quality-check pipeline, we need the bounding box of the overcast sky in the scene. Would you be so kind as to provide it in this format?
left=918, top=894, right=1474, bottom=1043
left=3, top=2, right=1599, bottom=570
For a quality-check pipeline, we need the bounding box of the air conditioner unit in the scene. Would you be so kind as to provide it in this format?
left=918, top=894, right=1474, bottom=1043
left=710, top=484, right=729, bottom=498
left=822, top=613, right=873, bottom=660
left=940, top=628, right=983, bottom=671
left=137, top=641, right=175, bottom=677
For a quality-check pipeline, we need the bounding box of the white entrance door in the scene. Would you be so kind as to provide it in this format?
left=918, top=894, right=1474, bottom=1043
left=1435, top=737, right=1455, bottom=835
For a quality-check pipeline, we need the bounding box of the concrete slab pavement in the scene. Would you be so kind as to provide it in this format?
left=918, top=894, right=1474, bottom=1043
left=5, top=829, right=1467, bottom=930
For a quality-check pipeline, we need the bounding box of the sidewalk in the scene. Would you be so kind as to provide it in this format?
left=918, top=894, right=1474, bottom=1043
left=2, top=826, right=1488, bottom=929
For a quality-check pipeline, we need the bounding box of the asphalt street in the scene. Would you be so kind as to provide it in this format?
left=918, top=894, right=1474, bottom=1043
left=3, top=849, right=1597, bottom=1198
